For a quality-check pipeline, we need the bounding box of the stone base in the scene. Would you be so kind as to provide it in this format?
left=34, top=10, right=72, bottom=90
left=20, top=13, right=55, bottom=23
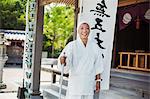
left=0, top=83, right=7, bottom=89
left=30, top=95, right=43, bottom=99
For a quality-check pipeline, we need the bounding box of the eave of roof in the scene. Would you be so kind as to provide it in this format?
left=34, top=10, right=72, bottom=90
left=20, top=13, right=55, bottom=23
left=40, top=0, right=149, bottom=7
left=40, top=0, right=74, bottom=6
left=0, top=30, right=25, bottom=41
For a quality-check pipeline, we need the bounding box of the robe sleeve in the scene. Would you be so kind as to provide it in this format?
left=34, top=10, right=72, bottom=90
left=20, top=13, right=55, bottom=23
left=95, top=50, right=104, bottom=75
left=57, top=42, right=73, bottom=74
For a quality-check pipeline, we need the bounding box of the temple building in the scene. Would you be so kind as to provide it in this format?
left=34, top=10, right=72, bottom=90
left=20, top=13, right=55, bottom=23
left=0, top=30, right=25, bottom=67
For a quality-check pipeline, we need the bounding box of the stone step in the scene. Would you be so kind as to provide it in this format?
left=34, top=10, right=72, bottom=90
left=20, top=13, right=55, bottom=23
left=110, top=69, right=150, bottom=96
left=110, top=76, right=150, bottom=95
left=61, top=78, right=68, bottom=87
left=43, top=84, right=147, bottom=99
left=42, top=68, right=150, bottom=99
left=50, top=83, right=67, bottom=95
left=110, top=69, right=150, bottom=83
left=42, top=82, right=67, bottom=99
left=99, top=86, right=147, bottom=99
left=43, top=88, right=65, bottom=99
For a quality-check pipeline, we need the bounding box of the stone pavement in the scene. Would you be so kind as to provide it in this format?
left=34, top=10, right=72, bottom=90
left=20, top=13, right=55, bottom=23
left=0, top=67, right=22, bottom=99
left=0, top=66, right=54, bottom=99
left=0, top=67, right=23, bottom=93
left=0, top=93, right=17, bottom=99
left=0, top=66, right=149, bottom=99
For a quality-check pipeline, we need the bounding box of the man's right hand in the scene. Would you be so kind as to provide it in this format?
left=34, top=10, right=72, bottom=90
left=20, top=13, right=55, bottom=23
left=60, top=56, right=66, bottom=66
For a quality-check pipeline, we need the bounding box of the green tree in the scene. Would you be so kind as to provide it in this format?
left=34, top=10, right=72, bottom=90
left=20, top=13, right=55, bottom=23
left=0, top=0, right=26, bottom=30
left=43, top=5, right=74, bottom=57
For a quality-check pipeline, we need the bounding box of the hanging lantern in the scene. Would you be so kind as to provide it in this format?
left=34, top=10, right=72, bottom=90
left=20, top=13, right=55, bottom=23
left=136, top=16, right=140, bottom=30
left=122, top=13, right=132, bottom=24
left=144, top=9, right=150, bottom=20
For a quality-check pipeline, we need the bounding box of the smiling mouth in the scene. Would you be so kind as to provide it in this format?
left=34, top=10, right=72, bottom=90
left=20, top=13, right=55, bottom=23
left=82, top=34, right=87, bottom=36
left=81, top=32, right=88, bottom=35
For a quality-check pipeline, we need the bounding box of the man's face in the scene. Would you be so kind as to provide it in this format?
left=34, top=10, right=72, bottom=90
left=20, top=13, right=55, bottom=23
left=78, top=23, right=90, bottom=40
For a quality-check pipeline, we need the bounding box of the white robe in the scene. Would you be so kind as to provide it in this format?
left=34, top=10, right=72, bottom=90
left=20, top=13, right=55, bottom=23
left=58, top=38, right=104, bottom=96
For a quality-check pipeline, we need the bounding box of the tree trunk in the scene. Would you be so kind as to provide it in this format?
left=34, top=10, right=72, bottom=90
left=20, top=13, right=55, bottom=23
left=51, top=32, right=56, bottom=58
left=0, top=17, right=2, bottom=28
left=51, top=43, right=54, bottom=58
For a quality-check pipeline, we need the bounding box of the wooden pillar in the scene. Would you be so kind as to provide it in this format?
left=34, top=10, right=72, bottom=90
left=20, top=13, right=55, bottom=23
left=111, top=13, right=119, bottom=68
left=73, top=0, right=79, bottom=40
left=51, top=72, right=56, bottom=83
left=30, top=0, right=44, bottom=98
left=120, top=53, right=122, bottom=66
left=127, top=54, right=130, bottom=67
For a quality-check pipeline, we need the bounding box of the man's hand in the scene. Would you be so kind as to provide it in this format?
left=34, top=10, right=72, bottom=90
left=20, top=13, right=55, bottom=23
left=95, top=74, right=101, bottom=93
left=60, top=56, right=66, bottom=66
left=95, top=81, right=100, bottom=93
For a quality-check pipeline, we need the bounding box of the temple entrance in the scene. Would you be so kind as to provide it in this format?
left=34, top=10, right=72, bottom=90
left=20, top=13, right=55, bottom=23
left=113, top=2, right=150, bottom=72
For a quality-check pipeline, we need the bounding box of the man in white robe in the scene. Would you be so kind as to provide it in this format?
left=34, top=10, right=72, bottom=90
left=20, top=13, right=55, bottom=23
left=58, top=22, right=104, bottom=99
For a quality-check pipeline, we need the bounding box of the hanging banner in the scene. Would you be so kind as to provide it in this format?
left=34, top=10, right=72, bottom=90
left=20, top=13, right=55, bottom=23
left=118, top=2, right=149, bottom=30
left=23, top=0, right=37, bottom=98
left=78, top=0, right=118, bottom=90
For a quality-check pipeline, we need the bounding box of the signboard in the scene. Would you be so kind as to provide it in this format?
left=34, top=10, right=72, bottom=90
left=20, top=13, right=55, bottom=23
left=78, top=0, right=118, bottom=90
left=23, top=0, right=36, bottom=98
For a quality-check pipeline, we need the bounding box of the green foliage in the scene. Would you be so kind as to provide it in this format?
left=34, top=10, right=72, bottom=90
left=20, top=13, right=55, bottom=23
left=43, top=5, right=74, bottom=57
left=0, top=0, right=26, bottom=30
left=0, top=1, right=74, bottom=57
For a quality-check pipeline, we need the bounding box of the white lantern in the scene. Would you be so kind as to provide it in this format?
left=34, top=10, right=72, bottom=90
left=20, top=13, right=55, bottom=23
left=122, top=13, right=132, bottom=24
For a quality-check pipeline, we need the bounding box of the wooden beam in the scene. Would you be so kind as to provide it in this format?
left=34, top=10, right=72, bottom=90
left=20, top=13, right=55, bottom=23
left=118, top=0, right=149, bottom=7
left=118, top=65, right=150, bottom=72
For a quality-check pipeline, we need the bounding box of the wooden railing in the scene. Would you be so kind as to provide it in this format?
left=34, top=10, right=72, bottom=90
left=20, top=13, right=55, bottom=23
left=118, top=52, right=150, bottom=72
left=41, top=67, right=69, bottom=83
left=41, top=58, right=69, bottom=83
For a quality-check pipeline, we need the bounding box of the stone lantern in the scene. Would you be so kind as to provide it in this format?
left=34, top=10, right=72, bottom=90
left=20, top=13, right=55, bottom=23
left=0, top=32, right=8, bottom=89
